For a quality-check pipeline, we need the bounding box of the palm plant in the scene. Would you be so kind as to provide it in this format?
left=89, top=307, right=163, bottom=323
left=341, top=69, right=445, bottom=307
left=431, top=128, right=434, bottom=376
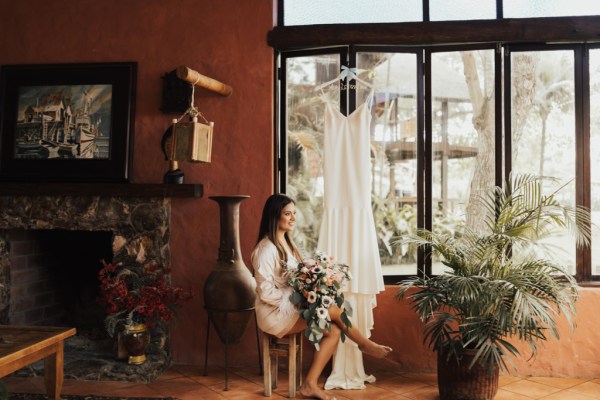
left=396, top=174, right=591, bottom=373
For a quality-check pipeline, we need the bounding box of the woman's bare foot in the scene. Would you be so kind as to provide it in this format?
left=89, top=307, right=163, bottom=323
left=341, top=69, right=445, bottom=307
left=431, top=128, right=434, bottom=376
left=359, top=340, right=392, bottom=358
left=299, top=382, right=336, bottom=400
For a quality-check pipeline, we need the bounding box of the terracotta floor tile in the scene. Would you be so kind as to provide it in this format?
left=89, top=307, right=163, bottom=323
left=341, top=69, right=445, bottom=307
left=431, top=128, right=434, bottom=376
left=207, top=379, right=264, bottom=399
left=186, top=371, right=229, bottom=387
left=173, top=386, right=230, bottom=399
left=494, top=388, right=538, bottom=399
left=368, top=369, right=405, bottom=382
left=147, top=376, right=207, bottom=397
left=329, top=384, right=399, bottom=400
left=528, top=376, right=592, bottom=390
left=502, top=379, right=562, bottom=398
left=398, top=385, right=440, bottom=400
left=567, top=381, right=600, bottom=399
left=540, top=390, right=599, bottom=400
left=400, top=373, right=438, bottom=386
left=371, top=375, right=430, bottom=394
left=498, top=375, right=524, bottom=386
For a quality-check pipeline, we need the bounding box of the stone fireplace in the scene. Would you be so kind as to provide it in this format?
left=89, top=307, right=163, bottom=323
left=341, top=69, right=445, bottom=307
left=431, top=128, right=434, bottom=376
left=0, top=183, right=200, bottom=382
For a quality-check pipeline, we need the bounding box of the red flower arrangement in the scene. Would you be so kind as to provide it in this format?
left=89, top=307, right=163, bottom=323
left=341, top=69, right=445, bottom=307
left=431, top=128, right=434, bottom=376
left=97, top=261, right=193, bottom=337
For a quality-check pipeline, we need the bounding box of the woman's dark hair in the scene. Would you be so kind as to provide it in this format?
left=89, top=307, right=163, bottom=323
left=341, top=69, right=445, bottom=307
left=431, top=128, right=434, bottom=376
left=257, top=193, right=301, bottom=262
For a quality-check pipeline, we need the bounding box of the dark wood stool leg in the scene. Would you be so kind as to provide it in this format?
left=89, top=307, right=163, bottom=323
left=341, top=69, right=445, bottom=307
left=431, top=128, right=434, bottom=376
left=255, top=312, right=263, bottom=375
left=204, top=313, right=210, bottom=376
left=224, top=311, right=230, bottom=391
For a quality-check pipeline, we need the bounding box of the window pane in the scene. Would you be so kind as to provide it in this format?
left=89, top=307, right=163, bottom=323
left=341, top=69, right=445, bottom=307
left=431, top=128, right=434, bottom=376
left=431, top=50, right=496, bottom=274
left=504, top=0, right=600, bottom=18
left=283, top=0, right=422, bottom=25
left=285, top=54, right=340, bottom=255
left=510, top=50, right=576, bottom=273
left=359, top=52, right=420, bottom=276
left=590, top=49, right=600, bottom=276
left=430, top=0, right=496, bottom=21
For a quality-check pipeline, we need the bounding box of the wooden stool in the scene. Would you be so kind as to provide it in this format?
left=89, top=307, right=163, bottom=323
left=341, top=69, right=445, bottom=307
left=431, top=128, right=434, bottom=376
left=262, top=332, right=303, bottom=397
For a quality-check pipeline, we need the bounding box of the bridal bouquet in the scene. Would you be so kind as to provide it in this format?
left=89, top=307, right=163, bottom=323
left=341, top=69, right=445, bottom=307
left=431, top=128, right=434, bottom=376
left=285, top=250, right=352, bottom=349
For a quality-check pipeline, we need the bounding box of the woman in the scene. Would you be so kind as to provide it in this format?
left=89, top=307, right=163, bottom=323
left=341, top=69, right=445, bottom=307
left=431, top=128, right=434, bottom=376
left=252, top=194, right=392, bottom=400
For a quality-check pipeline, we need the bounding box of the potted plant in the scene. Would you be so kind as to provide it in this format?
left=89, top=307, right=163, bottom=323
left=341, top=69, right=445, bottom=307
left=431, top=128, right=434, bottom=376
left=97, top=261, right=193, bottom=364
left=396, top=174, right=591, bottom=400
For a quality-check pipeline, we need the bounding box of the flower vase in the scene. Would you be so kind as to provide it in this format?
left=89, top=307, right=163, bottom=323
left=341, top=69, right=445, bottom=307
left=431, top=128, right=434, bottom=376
left=116, top=331, right=129, bottom=360
left=123, top=324, right=150, bottom=365
left=204, top=195, right=257, bottom=344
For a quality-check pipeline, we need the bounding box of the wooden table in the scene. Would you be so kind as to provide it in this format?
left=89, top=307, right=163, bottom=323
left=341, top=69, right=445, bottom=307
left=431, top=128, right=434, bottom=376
left=0, top=325, right=76, bottom=399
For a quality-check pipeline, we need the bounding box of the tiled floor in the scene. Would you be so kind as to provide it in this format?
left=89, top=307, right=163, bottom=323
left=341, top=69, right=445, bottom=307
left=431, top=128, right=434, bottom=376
left=4, top=365, right=600, bottom=399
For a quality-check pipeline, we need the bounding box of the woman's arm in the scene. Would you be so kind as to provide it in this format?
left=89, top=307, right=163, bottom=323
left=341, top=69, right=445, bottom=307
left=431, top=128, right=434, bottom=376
left=252, top=240, right=296, bottom=316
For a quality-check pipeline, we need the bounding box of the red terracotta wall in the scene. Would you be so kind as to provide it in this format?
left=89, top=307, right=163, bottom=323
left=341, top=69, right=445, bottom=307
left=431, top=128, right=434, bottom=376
left=0, top=0, right=275, bottom=367
left=1, top=0, right=599, bottom=378
left=369, top=287, right=600, bottom=378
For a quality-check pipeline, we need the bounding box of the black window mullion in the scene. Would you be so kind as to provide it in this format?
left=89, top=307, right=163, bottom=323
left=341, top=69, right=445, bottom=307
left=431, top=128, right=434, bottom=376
left=423, top=49, right=432, bottom=277
left=277, top=0, right=284, bottom=27
left=278, top=51, right=287, bottom=193
left=578, top=45, right=591, bottom=281
left=495, top=43, right=503, bottom=187
left=503, top=46, right=512, bottom=180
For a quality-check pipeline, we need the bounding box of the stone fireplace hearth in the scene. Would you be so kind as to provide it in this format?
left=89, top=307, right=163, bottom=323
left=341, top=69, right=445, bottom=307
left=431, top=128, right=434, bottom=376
left=0, top=183, right=200, bottom=382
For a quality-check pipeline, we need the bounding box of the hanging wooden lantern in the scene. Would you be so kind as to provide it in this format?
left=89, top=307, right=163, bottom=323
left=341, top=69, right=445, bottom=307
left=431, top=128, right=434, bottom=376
left=171, top=117, right=214, bottom=163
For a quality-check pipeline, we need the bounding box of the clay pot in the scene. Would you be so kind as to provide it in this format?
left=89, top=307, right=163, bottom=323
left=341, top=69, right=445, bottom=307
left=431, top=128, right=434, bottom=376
left=204, top=195, right=256, bottom=344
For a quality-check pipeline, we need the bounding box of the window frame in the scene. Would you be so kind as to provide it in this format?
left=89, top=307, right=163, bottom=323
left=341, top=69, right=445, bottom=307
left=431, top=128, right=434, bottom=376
left=273, top=16, right=600, bottom=284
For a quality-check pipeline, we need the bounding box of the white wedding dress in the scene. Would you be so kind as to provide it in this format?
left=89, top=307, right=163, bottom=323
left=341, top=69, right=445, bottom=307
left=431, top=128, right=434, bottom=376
left=317, top=96, right=385, bottom=390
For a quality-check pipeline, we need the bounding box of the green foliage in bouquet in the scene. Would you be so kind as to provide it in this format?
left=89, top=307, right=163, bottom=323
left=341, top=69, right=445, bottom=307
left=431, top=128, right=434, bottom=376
left=286, top=251, right=353, bottom=349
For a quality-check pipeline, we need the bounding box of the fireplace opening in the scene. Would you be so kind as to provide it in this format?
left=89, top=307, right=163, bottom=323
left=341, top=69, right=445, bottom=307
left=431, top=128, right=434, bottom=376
left=7, top=228, right=171, bottom=382
left=8, top=228, right=113, bottom=335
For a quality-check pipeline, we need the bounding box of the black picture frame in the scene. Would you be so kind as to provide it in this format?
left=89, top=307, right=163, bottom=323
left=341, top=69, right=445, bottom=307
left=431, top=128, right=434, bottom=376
left=0, top=62, right=136, bottom=182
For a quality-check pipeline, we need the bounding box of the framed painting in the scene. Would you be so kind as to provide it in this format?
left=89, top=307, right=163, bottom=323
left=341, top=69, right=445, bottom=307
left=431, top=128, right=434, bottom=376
left=0, top=62, right=136, bottom=182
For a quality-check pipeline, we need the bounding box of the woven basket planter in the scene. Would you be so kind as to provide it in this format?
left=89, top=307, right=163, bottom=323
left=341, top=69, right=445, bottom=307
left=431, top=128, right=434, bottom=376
left=437, top=348, right=499, bottom=400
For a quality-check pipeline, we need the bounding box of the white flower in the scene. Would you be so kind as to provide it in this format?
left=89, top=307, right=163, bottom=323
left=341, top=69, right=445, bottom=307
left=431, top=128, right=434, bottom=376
left=307, top=291, right=317, bottom=303
left=312, top=266, right=323, bottom=274
left=316, top=307, right=328, bottom=319
left=321, top=295, right=333, bottom=308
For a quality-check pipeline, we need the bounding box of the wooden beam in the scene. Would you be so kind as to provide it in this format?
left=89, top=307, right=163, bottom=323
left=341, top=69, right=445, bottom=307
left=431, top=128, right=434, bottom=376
left=268, top=16, right=600, bottom=49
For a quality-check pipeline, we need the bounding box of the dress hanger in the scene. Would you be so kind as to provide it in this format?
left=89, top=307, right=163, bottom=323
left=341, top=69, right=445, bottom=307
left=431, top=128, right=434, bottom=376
left=314, top=66, right=374, bottom=92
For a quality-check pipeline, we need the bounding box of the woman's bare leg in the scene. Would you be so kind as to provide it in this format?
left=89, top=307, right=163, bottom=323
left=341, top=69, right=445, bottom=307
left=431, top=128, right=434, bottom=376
left=328, top=305, right=392, bottom=359
left=285, top=319, right=339, bottom=400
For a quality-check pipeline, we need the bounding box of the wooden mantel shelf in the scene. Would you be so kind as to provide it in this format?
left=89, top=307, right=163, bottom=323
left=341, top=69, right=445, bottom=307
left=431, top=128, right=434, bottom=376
left=0, top=182, right=203, bottom=198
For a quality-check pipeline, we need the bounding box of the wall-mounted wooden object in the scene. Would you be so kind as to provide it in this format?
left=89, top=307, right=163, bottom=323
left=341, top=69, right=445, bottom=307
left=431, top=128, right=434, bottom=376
left=176, top=66, right=232, bottom=97
left=161, top=66, right=232, bottom=114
